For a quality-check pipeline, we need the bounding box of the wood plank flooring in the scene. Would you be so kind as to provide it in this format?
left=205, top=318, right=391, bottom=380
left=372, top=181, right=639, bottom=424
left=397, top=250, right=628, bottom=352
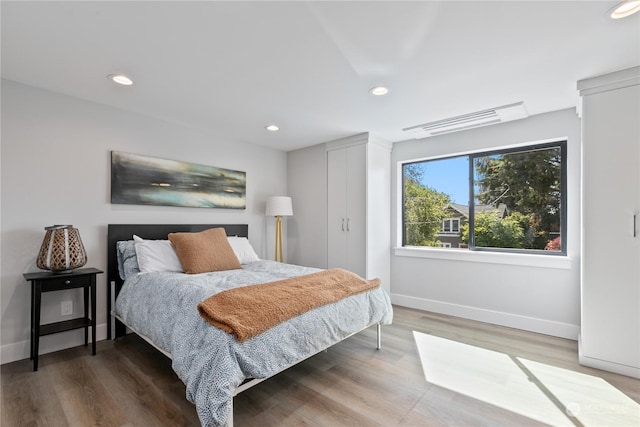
left=2, top=306, right=639, bottom=426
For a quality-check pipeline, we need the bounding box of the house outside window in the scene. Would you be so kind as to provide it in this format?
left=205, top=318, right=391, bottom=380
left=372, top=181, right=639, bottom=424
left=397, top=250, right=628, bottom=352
left=402, top=140, right=567, bottom=255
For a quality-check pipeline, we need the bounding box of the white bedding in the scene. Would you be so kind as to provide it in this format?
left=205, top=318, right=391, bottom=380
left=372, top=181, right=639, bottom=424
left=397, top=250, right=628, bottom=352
left=114, top=260, right=393, bottom=426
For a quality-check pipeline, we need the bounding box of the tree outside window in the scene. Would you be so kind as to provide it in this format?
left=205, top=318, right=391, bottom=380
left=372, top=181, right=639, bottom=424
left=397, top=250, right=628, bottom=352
left=403, top=164, right=451, bottom=247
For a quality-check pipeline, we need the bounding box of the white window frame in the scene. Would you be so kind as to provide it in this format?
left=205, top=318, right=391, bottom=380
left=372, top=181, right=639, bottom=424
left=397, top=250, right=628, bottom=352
left=441, top=218, right=460, bottom=233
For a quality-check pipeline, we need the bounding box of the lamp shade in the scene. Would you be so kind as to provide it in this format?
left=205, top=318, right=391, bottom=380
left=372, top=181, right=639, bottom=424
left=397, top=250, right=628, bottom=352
left=265, top=196, right=293, bottom=217
left=36, top=225, right=87, bottom=272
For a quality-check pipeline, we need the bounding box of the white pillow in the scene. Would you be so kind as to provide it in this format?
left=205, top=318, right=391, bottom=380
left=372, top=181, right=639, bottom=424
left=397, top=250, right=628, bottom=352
left=227, top=236, right=260, bottom=264
left=133, top=235, right=184, bottom=273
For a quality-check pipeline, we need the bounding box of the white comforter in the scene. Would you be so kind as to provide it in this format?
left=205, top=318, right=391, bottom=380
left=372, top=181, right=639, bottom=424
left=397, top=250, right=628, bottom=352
left=115, top=260, right=393, bottom=426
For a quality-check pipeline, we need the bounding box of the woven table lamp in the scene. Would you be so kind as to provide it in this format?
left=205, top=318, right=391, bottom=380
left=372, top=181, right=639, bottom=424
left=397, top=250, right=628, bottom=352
left=37, top=225, right=87, bottom=273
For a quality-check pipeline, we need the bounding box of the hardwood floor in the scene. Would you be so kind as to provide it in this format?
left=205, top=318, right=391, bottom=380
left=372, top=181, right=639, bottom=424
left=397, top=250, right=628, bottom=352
left=2, top=306, right=639, bottom=426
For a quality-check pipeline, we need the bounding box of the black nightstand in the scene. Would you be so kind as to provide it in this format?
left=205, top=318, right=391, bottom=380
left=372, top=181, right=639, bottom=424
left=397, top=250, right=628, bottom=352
left=23, top=267, right=103, bottom=371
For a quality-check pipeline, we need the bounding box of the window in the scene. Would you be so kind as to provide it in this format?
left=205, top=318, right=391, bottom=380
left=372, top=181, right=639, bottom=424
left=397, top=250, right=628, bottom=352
left=441, top=218, right=460, bottom=233
left=402, top=140, right=567, bottom=255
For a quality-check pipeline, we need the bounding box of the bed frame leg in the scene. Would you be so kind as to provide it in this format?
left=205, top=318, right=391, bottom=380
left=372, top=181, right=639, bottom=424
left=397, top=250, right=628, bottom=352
left=377, top=323, right=381, bottom=350
left=110, top=280, right=116, bottom=340
left=228, top=399, right=234, bottom=427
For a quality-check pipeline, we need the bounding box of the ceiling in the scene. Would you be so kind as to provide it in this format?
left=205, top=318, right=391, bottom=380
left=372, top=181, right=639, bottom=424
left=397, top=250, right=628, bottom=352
left=2, top=1, right=639, bottom=152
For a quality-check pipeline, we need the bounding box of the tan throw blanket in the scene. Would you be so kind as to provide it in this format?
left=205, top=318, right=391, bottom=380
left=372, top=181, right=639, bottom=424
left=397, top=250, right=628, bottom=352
left=197, top=268, right=380, bottom=341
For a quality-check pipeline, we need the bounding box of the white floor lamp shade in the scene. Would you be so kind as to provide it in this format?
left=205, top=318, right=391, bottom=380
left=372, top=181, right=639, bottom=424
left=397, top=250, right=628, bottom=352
left=266, top=196, right=293, bottom=262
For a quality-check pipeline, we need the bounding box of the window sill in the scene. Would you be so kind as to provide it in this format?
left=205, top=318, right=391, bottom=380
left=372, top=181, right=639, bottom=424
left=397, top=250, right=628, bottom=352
left=394, top=246, right=573, bottom=270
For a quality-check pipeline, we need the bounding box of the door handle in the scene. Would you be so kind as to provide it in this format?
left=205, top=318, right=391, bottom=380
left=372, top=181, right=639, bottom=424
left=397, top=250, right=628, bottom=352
left=634, top=214, right=637, bottom=238
left=341, top=218, right=345, bottom=232
left=347, top=218, right=350, bottom=232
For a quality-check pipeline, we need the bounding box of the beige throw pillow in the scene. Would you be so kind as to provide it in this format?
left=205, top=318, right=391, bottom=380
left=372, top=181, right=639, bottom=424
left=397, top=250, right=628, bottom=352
left=168, top=228, right=242, bottom=274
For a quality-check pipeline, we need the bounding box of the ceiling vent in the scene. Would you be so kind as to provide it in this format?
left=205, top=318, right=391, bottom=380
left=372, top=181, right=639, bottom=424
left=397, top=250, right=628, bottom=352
left=402, top=102, right=528, bottom=138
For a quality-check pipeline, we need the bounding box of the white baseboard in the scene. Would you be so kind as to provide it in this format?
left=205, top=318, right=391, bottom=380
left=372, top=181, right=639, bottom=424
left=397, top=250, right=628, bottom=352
left=391, top=293, right=579, bottom=340
left=578, top=354, right=640, bottom=379
left=578, top=334, right=640, bottom=379
left=0, top=322, right=108, bottom=365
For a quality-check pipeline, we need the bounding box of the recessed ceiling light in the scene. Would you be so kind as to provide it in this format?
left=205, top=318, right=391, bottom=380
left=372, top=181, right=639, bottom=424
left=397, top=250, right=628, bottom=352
left=108, top=74, right=134, bottom=86
left=610, top=0, right=640, bottom=18
left=265, top=125, right=280, bottom=132
left=369, top=86, right=390, bottom=96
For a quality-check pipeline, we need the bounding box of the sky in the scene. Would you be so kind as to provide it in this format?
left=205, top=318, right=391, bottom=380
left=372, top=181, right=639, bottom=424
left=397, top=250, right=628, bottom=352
left=416, top=156, right=470, bottom=205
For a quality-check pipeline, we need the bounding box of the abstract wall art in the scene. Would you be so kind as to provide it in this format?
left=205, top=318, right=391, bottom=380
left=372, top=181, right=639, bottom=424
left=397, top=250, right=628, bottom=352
left=111, top=151, right=246, bottom=209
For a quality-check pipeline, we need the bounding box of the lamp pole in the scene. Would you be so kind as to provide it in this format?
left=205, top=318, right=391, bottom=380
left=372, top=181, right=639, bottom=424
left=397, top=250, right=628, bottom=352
left=274, top=215, right=284, bottom=262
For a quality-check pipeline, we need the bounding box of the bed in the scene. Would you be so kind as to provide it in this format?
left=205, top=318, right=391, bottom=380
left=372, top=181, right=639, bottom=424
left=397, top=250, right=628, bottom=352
left=107, top=224, right=393, bottom=427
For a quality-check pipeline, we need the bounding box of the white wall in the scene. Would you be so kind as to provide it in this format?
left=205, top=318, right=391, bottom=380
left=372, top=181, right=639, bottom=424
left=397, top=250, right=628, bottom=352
left=286, top=143, right=328, bottom=268
left=1, top=80, right=288, bottom=363
left=391, top=108, right=581, bottom=339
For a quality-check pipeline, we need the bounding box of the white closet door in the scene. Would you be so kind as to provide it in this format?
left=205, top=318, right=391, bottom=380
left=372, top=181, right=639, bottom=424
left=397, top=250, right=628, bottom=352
left=582, top=85, right=640, bottom=369
left=345, top=144, right=366, bottom=277
left=327, top=148, right=348, bottom=270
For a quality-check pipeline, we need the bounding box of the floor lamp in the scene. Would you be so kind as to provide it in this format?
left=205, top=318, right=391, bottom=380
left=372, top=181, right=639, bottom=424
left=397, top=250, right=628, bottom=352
left=265, top=196, right=293, bottom=262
